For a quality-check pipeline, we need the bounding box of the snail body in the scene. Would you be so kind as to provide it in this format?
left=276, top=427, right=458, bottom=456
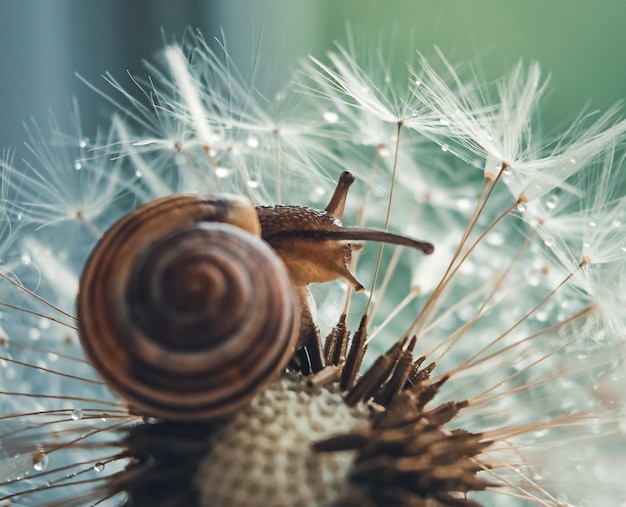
left=77, top=172, right=433, bottom=421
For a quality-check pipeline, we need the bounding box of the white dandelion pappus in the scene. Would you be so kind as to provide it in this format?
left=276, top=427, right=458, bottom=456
left=412, top=49, right=626, bottom=204
left=1, top=32, right=626, bottom=507
left=83, top=31, right=340, bottom=206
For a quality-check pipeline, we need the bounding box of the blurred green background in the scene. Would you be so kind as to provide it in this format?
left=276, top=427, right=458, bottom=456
left=1, top=0, right=625, bottom=150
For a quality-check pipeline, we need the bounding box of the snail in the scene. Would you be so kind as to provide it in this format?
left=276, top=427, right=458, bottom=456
left=76, top=171, right=434, bottom=421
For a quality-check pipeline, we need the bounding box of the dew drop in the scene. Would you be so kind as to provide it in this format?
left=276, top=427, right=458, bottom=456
left=569, top=157, right=577, bottom=165
left=247, top=176, right=261, bottom=189
left=246, top=136, right=260, bottom=148
left=543, top=237, right=555, bottom=248
left=516, top=202, right=527, bottom=212
left=378, top=146, right=390, bottom=157
left=309, top=186, right=326, bottom=203
left=486, top=232, right=504, bottom=246
left=79, top=138, right=89, bottom=148
left=323, top=111, right=339, bottom=124
left=588, top=218, right=598, bottom=228
left=414, top=78, right=422, bottom=87
left=29, top=328, right=41, bottom=340
left=20, top=254, right=31, bottom=265
left=215, top=167, right=233, bottom=179
left=441, top=144, right=449, bottom=152
left=74, top=160, right=83, bottom=171
left=71, top=408, right=84, bottom=421
left=100, top=413, right=109, bottom=422
left=439, top=117, right=450, bottom=126
left=33, top=452, right=49, bottom=471
left=94, top=462, right=105, bottom=472
left=456, top=198, right=472, bottom=211
left=545, top=195, right=559, bottom=210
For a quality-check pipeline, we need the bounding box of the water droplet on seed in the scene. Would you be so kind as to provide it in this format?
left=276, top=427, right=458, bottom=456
left=323, top=111, right=339, bottom=123
left=33, top=452, right=49, bottom=471
left=546, top=195, right=559, bottom=209
left=247, top=176, right=261, bottom=189
left=215, top=167, right=233, bottom=179
left=71, top=409, right=83, bottom=421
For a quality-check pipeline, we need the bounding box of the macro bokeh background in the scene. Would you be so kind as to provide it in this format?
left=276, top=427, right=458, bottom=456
left=1, top=0, right=625, bottom=152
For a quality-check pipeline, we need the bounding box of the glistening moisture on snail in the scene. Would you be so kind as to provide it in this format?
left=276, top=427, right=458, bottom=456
left=1, top=30, right=626, bottom=507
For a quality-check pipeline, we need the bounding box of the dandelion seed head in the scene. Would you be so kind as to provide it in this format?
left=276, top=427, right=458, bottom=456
left=196, top=373, right=368, bottom=507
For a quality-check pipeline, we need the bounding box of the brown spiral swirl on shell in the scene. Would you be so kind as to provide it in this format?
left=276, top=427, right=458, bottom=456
left=76, top=194, right=299, bottom=421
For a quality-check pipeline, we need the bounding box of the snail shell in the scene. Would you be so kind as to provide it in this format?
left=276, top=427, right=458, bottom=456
left=77, top=194, right=299, bottom=421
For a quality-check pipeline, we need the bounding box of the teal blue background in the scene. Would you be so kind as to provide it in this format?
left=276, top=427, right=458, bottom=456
left=1, top=0, right=624, bottom=148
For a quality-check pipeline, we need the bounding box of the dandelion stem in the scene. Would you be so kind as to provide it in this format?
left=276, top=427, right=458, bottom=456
left=458, top=264, right=583, bottom=371
left=473, top=333, right=578, bottom=401
left=411, top=185, right=513, bottom=337
left=0, top=391, right=125, bottom=408
left=370, top=245, right=403, bottom=322
left=365, top=286, right=419, bottom=345
left=0, top=355, right=106, bottom=385
left=479, top=455, right=556, bottom=506
left=343, top=148, right=382, bottom=315
left=274, top=129, right=281, bottom=203
left=430, top=228, right=536, bottom=363
left=0, top=301, right=78, bottom=330
left=453, top=306, right=591, bottom=383
left=364, top=121, right=403, bottom=319
left=0, top=272, right=77, bottom=321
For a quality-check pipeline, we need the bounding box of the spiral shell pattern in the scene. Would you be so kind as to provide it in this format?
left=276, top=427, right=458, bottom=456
left=77, top=194, right=299, bottom=420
